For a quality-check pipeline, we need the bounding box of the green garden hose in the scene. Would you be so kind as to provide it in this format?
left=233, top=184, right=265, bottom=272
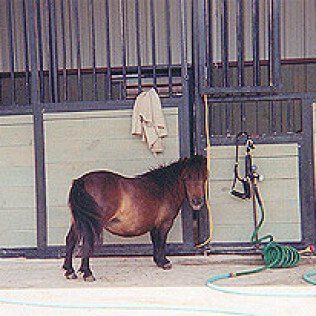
left=206, top=182, right=316, bottom=294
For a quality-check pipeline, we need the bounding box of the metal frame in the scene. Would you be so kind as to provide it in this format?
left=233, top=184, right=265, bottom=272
left=0, top=0, right=196, bottom=258
left=196, top=0, right=282, bottom=96
left=0, top=0, right=316, bottom=258
left=195, top=93, right=316, bottom=251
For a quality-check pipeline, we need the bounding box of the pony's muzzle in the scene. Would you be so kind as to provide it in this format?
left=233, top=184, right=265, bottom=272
left=191, top=197, right=205, bottom=210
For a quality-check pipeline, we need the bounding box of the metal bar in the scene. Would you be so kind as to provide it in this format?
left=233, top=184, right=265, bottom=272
left=205, top=0, right=213, bottom=87
left=271, top=100, right=277, bottom=133
left=119, top=0, right=127, bottom=99
left=42, top=97, right=183, bottom=113
left=105, top=0, right=112, bottom=99
left=73, top=0, right=82, bottom=101
left=271, top=0, right=281, bottom=88
left=22, top=0, right=30, bottom=104
left=255, top=101, right=259, bottom=134
left=252, top=0, right=260, bottom=86
left=236, top=0, right=244, bottom=87
left=36, top=0, right=44, bottom=102
left=201, top=85, right=277, bottom=95
left=209, top=133, right=302, bottom=146
left=286, top=99, right=291, bottom=132
left=0, top=105, right=33, bottom=115
left=90, top=0, right=97, bottom=100
left=267, top=0, right=271, bottom=85
left=220, top=0, right=229, bottom=87
left=178, top=2, right=194, bottom=245
left=27, top=0, right=47, bottom=254
left=206, top=92, right=315, bottom=103
left=180, top=0, right=188, bottom=87
left=44, top=0, right=53, bottom=102
left=240, top=102, right=245, bottom=132
left=165, top=0, right=172, bottom=96
left=60, top=0, right=67, bottom=101
left=6, top=0, right=15, bottom=105
left=67, top=0, right=74, bottom=69
left=299, top=99, right=316, bottom=245
left=197, top=0, right=206, bottom=93
left=135, top=0, right=142, bottom=95
left=48, top=0, right=59, bottom=103
left=150, top=0, right=157, bottom=89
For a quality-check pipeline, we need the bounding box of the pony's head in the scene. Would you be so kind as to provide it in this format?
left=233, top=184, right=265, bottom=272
left=181, top=155, right=208, bottom=211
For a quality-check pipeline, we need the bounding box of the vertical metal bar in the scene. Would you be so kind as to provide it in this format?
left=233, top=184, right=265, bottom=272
left=60, top=0, right=67, bottom=101
left=236, top=0, right=244, bottom=87
left=271, top=0, right=281, bottom=88
left=28, top=0, right=47, bottom=255
left=135, top=0, right=142, bottom=95
left=299, top=99, right=315, bottom=245
left=205, top=0, right=213, bottom=87
left=197, top=0, right=206, bottom=93
left=67, top=0, right=74, bottom=69
left=267, top=0, right=271, bottom=85
left=205, top=0, right=213, bottom=129
left=241, top=102, right=245, bottom=132
left=36, top=0, right=44, bottom=102
left=255, top=101, right=259, bottom=134
left=73, top=0, right=82, bottom=100
left=165, top=0, right=172, bottom=96
left=105, top=0, right=112, bottom=99
left=252, top=0, right=260, bottom=86
left=180, top=0, right=188, bottom=97
left=220, top=0, right=229, bottom=87
left=22, top=0, right=30, bottom=104
left=48, top=0, right=59, bottom=103
left=44, top=0, right=53, bottom=102
left=6, top=0, right=15, bottom=105
left=150, top=0, right=157, bottom=89
left=286, top=99, right=291, bottom=132
left=267, top=0, right=272, bottom=133
left=119, top=0, right=127, bottom=99
left=90, top=0, right=97, bottom=100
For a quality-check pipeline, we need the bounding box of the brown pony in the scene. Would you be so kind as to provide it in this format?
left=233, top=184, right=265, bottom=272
left=62, top=155, right=207, bottom=281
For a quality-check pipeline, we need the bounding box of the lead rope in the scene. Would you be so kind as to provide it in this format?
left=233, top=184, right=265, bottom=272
left=196, top=95, right=213, bottom=248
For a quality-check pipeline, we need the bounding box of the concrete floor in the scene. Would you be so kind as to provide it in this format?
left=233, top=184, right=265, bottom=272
left=0, top=254, right=315, bottom=315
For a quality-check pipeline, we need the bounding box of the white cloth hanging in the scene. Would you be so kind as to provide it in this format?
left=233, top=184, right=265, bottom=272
left=131, top=88, right=168, bottom=154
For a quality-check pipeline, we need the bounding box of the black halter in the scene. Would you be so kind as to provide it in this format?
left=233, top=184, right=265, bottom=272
left=230, top=132, right=256, bottom=200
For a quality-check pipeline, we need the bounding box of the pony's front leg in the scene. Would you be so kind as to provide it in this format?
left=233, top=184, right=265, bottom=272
left=150, top=222, right=173, bottom=270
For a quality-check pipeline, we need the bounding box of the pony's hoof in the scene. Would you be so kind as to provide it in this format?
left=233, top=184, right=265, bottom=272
left=84, top=275, right=96, bottom=282
left=162, top=262, right=172, bottom=270
left=65, top=271, right=78, bottom=279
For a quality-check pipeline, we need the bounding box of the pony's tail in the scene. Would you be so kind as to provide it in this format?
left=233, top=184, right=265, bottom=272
left=68, top=178, right=103, bottom=250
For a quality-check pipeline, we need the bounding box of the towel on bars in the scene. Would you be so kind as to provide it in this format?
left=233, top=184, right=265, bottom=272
left=131, top=88, right=168, bottom=154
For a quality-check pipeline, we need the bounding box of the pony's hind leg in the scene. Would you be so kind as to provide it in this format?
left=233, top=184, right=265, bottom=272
left=78, top=231, right=96, bottom=281
left=150, top=221, right=173, bottom=270
left=62, top=224, right=78, bottom=279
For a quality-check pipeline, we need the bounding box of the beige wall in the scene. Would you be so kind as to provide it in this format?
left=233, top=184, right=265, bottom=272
left=0, top=110, right=304, bottom=248
left=44, top=107, right=182, bottom=245
left=209, top=143, right=301, bottom=242
left=0, top=115, right=36, bottom=247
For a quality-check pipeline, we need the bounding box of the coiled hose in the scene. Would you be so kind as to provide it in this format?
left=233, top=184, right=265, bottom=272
left=206, top=180, right=316, bottom=294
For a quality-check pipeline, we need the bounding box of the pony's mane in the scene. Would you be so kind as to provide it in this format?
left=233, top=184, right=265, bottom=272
left=138, top=155, right=205, bottom=193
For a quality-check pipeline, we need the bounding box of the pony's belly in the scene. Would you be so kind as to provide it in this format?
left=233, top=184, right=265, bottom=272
left=104, top=213, right=153, bottom=237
